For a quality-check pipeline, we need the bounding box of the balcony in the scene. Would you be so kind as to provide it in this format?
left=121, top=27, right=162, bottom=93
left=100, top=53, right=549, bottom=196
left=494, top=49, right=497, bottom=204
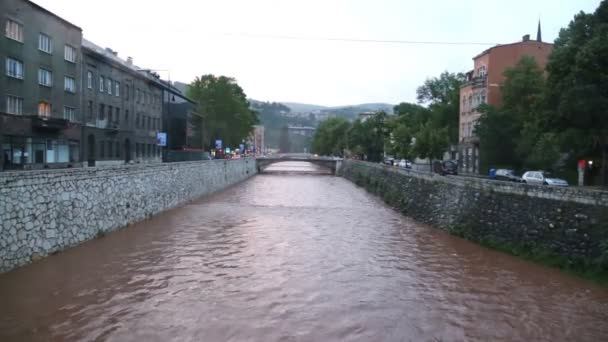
left=466, top=75, right=487, bottom=88
left=95, top=119, right=120, bottom=134
left=461, top=135, right=480, bottom=144
left=31, top=115, right=69, bottom=131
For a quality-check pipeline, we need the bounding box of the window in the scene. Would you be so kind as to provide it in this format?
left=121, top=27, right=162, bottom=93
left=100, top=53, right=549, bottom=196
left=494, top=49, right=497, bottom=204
left=5, top=19, right=23, bottom=42
left=115, top=108, right=120, bottom=124
left=108, top=106, right=113, bottom=123
left=100, top=76, right=104, bottom=92
left=38, top=102, right=51, bottom=118
left=99, top=104, right=105, bottom=120
left=136, top=113, right=140, bottom=127
left=64, top=76, right=76, bottom=92
left=107, top=78, right=112, bottom=95
left=38, top=33, right=52, bottom=54
left=87, top=71, right=93, bottom=89
left=63, top=106, right=76, bottom=122
left=87, top=100, right=93, bottom=121
left=115, top=142, right=120, bottom=158
left=108, top=141, right=113, bottom=158
left=64, top=45, right=76, bottom=63
left=136, top=89, right=141, bottom=103
left=115, top=82, right=120, bottom=97
left=6, top=95, right=23, bottom=115
left=125, top=110, right=129, bottom=123
left=6, top=58, right=24, bottom=79
left=100, top=140, right=105, bottom=158
left=38, top=68, right=52, bottom=87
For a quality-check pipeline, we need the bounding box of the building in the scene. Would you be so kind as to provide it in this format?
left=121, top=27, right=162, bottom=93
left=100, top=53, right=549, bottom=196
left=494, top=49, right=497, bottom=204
left=162, top=81, right=203, bottom=160
left=358, top=112, right=376, bottom=122
left=287, top=126, right=315, bottom=137
left=1, top=0, right=83, bottom=170
left=80, top=39, right=165, bottom=167
left=459, top=27, right=553, bottom=174
left=249, top=125, right=265, bottom=155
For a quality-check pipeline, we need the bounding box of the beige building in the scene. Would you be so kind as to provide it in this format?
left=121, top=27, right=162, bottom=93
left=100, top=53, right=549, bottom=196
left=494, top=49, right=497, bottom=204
left=459, top=28, right=553, bottom=174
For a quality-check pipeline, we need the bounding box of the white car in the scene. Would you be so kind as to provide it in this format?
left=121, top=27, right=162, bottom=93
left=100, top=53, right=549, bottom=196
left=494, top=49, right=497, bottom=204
left=522, top=171, right=569, bottom=186
left=398, top=159, right=412, bottom=169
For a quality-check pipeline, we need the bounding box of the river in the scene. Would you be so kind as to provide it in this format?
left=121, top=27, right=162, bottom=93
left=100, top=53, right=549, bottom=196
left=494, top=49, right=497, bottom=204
left=1, top=162, right=607, bottom=341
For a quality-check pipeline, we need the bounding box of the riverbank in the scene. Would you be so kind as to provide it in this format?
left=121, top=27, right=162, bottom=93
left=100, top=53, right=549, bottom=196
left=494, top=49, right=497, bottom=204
left=337, top=160, right=608, bottom=285
left=0, top=159, right=257, bottom=273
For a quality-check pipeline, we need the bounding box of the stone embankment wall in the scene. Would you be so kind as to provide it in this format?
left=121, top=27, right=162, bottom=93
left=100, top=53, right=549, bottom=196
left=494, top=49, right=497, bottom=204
left=338, top=160, right=608, bottom=271
left=0, top=159, right=256, bottom=272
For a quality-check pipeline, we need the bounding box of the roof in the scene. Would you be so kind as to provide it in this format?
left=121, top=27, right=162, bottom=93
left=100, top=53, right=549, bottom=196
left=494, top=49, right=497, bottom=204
left=26, top=0, right=82, bottom=31
left=82, top=38, right=195, bottom=103
left=473, top=40, right=554, bottom=60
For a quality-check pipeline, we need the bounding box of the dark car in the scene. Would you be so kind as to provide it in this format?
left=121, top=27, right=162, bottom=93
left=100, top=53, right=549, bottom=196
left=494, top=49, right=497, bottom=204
left=433, top=160, right=458, bottom=176
left=494, top=169, right=522, bottom=182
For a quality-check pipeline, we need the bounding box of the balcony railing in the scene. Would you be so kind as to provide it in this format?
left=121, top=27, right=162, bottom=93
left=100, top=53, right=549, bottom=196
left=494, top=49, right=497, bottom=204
left=30, top=115, right=69, bottom=131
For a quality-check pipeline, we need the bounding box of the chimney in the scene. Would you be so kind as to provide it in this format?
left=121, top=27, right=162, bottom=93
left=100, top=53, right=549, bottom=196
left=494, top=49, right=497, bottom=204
left=105, top=47, right=118, bottom=56
left=127, top=57, right=133, bottom=65
left=522, top=34, right=530, bottom=42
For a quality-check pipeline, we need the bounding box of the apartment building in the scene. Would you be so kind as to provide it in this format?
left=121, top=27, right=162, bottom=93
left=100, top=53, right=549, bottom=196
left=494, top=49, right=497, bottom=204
left=81, top=39, right=164, bottom=166
left=1, top=0, right=82, bottom=170
left=459, top=28, right=553, bottom=174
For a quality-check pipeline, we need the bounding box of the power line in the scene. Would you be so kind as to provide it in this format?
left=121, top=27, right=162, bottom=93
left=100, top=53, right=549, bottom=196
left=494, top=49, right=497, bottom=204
left=221, top=32, right=498, bottom=46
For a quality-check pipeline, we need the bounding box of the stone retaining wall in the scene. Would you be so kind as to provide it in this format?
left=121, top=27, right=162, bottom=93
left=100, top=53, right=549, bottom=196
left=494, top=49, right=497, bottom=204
left=338, top=160, right=608, bottom=270
left=0, top=159, right=256, bottom=272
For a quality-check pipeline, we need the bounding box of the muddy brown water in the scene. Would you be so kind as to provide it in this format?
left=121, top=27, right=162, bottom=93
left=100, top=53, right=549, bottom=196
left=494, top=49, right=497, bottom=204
left=1, top=162, right=607, bottom=341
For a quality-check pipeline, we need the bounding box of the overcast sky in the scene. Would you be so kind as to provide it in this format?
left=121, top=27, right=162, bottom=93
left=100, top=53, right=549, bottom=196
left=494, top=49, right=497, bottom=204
left=36, top=0, right=600, bottom=107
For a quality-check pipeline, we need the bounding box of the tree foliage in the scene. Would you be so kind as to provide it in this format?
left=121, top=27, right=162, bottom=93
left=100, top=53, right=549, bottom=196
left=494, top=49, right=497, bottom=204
left=311, top=117, right=351, bottom=156
left=416, top=71, right=466, bottom=144
left=187, top=75, right=258, bottom=149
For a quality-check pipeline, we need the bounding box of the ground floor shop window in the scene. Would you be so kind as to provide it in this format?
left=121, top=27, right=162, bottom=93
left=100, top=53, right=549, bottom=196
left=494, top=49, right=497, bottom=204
left=1, top=136, right=79, bottom=167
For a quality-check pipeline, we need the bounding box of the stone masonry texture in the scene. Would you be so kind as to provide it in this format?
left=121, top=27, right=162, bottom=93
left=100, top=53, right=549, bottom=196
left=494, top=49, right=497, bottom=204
left=338, top=160, right=608, bottom=268
left=0, top=159, right=256, bottom=273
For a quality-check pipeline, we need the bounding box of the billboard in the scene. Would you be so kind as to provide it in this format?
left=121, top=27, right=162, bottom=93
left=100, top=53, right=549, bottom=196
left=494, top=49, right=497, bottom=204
left=215, top=139, right=223, bottom=149
left=156, top=132, right=167, bottom=146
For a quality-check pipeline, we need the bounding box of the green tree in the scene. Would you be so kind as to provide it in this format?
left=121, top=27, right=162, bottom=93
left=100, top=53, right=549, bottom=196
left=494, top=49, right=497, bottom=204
left=416, top=71, right=465, bottom=144
left=311, top=117, right=351, bottom=156
left=346, top=112, right=388, bottom=162
left=386, top=103, right=430, bottom=159
left=545, top=1, right=608, bottom=183
left=187, top=75, right=258, bottom=149
left=475, top=56, right=549, bottom=171
left=412, top=122, right=449, bottom=168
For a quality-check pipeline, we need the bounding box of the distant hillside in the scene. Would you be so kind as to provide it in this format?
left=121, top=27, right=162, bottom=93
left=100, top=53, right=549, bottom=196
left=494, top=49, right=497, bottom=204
left=281, top=102, right=393, bottom=116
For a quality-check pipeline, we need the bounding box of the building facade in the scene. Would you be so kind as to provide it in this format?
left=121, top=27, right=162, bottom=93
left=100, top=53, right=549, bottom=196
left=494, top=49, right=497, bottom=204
left=459, top=33, right=553, bottom=174
left=1, top=0, right=82, bottom=170
left=80, top=39, right=164, bottom=167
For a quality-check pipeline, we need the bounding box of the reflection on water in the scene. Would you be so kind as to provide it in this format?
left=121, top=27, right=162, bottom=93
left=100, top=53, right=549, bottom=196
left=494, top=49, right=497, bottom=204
left=1, top=162, right=607, bottom=341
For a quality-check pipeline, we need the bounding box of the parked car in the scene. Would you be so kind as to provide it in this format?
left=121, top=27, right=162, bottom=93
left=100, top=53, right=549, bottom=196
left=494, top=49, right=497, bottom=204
left=383, top=158, right=395, bottom=166
left=494, top=169, right=522, bottom=182
left=433, top=160, right=458, bottom=175
left=521, top=171, right=569, bottom=186
left=398, top=159, right=412, bottom=169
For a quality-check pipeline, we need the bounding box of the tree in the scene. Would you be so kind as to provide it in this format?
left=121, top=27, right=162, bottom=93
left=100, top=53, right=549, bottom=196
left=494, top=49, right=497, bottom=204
left=279, top=125, right=291, bottom=153
left=346, top=112, right=388, bottom=162
left=187, top=75, right=258, bottom=149
left=474, top=56, right=548, bottom=171
left=416, top=71, right=466, bottom=144
left=545, top=1, right=608, bottom=184
left=386, top=103, right=430, bottom=159
left=311, top=117, right=351, bottom=156
left=412, top=122, right=449, bottom=168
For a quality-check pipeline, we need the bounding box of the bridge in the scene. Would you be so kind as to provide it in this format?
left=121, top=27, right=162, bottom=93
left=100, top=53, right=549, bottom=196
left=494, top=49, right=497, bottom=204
left=256, top=154, right=340, bottom=173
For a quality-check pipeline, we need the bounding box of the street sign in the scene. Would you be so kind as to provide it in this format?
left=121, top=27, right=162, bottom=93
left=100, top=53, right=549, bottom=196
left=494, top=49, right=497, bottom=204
left=156, top=132, right=167, bottom=146
left=215, top=139, right=223, bottom=149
